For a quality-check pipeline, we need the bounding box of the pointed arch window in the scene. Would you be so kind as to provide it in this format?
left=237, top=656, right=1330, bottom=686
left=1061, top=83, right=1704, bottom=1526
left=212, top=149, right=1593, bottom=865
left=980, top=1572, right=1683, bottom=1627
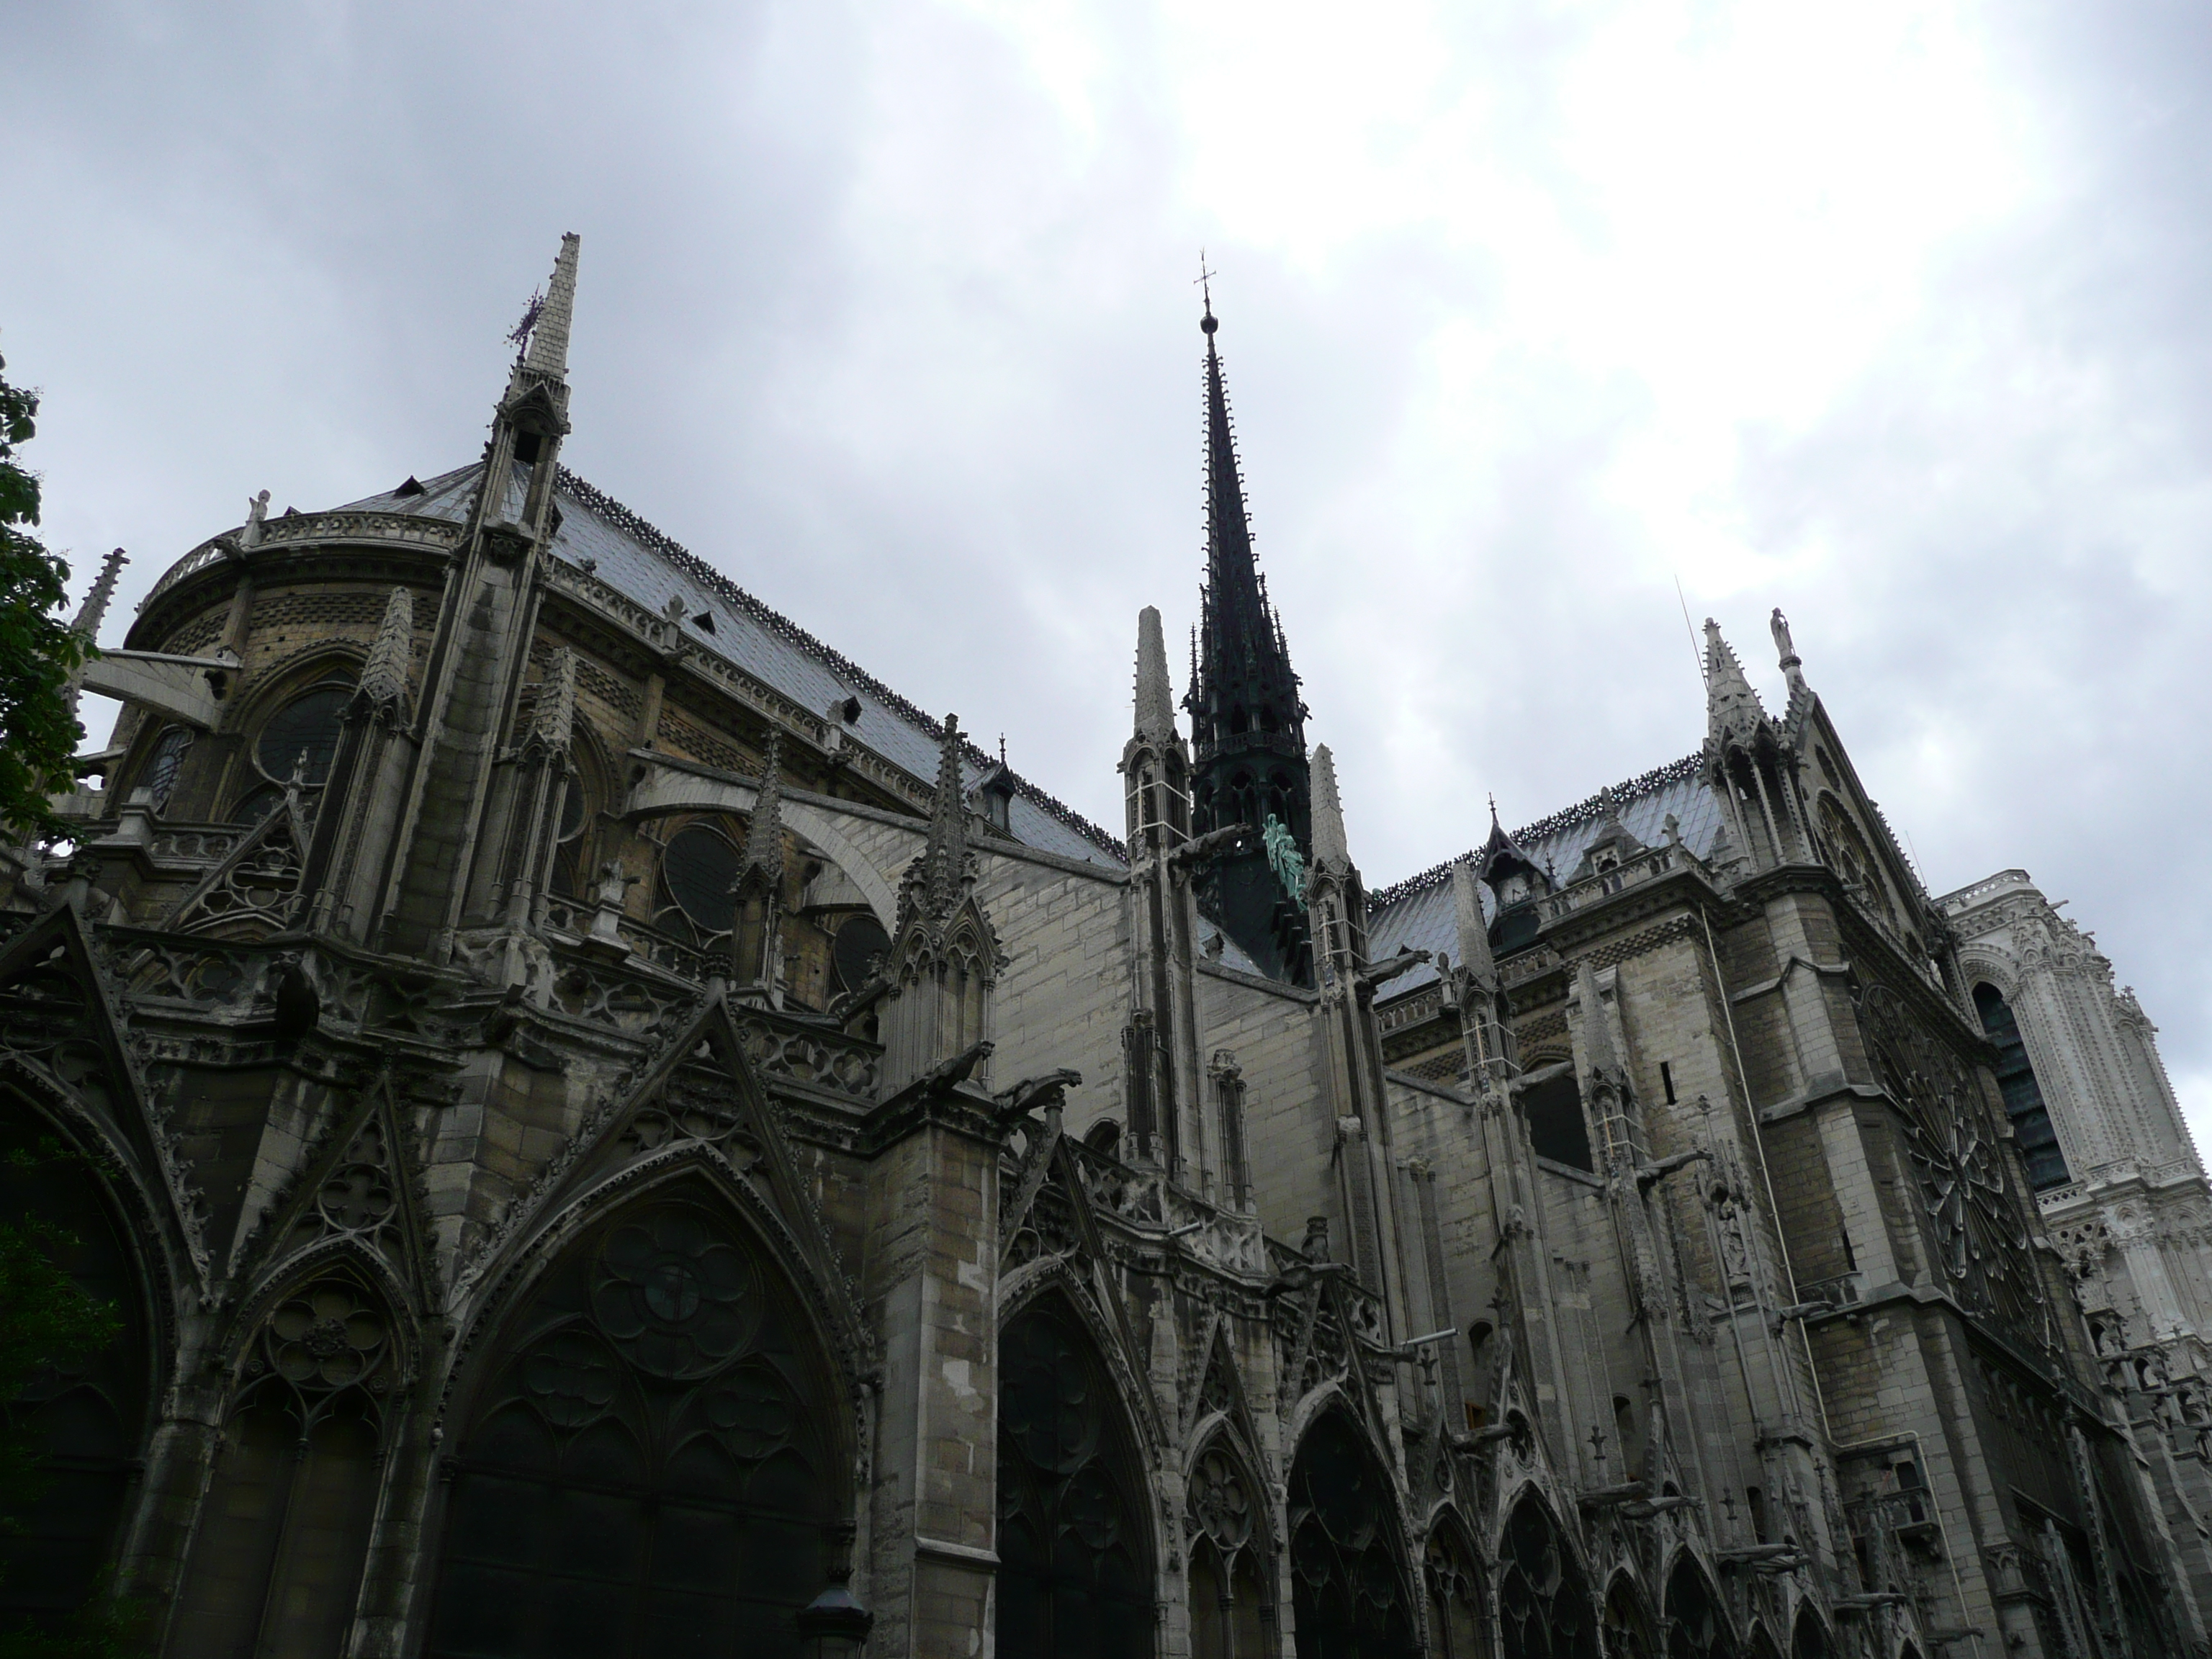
left=995, top=1298, right=1153, bottom=1658
left=0, top=1102, right=153, bottom=1637
left=1425, top=1524, right=1487, bottom=1659
left=1287, top=1411, right=1416, bottom=1658
left=1663, top=1558, right=1732, bottom=1659
left=426, top=1195, right=844, bottom=1658
left=1496, top=1494, right=1596, bottom=1659
left=1972, top=983, right=2071, bottom=1191
left=171, top=1270, right=397, bottom=1658
left=1189, top=1444, right=1271, bottom=1659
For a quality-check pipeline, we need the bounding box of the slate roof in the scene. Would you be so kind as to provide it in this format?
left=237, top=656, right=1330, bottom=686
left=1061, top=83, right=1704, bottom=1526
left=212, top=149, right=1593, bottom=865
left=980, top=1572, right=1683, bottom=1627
left=1364, top=754, right=1725, bottom=997
left=332, top=464, right=1128, bottom=870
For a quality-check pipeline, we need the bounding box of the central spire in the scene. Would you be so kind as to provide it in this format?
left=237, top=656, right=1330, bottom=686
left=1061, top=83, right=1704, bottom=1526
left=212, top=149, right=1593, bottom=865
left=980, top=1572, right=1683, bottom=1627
left=1181, top=289, right=1313, bottom=986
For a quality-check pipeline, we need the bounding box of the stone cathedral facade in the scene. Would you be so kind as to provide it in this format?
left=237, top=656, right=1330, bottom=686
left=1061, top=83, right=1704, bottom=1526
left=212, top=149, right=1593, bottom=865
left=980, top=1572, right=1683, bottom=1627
left=3, top=235, right=2208, bottom=1659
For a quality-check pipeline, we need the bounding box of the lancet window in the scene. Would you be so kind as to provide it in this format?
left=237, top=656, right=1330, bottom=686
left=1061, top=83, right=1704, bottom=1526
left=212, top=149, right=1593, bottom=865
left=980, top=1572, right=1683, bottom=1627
left=1603, top=1575, right=1658, bottom=1659
left=426, top=1194, right=843, bottom=1659
left=169, top=1269, right=398, bottom=1658
left=0, top=1102, right=153, bottom=1638
left=1496, top=1493, right=1597, bottom=1659
left=1663, top=1559, right=1732, bottom=1659
left=995, top=1298, right=1153, bottom=1658
left=1287, top=1410, right=1416, bottom=1658
left=1425, top=1524, right=1486, bottom=1659
left=1188, top=1444, right=1270, bottom=1659
left=654, top=822, right=742, bottom=948
left=1972, top=983, right=2070, bottom=1191
left=230, top=671, right=357, bottom=822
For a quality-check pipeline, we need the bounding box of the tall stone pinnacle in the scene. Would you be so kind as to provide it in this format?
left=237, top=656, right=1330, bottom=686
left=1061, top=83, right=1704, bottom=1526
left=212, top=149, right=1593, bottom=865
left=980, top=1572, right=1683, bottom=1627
left=523, top=234, right=582, bottom=378
left=1310, top=744, right=1350, bottom=871
left=1452, top=858, right=1496, bottom=988
left=531, top=649, right=576, bottom=753
left=741, top=729, right=786, bottom=884
left=914, top=714, right=972, bottom=925
left=1575, top=958, right=1622, bottom=1079
left=71, top=549, right=126, bottom=642
left=359, top=586, right=415, bottom=711
left=1134, top=606, right=1177, bottom=745
left=1704, top=619, right=1767, bottom=747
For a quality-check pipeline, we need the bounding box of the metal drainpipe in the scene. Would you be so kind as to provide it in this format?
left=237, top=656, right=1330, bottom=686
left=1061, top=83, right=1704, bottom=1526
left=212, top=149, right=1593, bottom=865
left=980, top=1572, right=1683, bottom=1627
left=1700, top=906, right=1987, bottom=1659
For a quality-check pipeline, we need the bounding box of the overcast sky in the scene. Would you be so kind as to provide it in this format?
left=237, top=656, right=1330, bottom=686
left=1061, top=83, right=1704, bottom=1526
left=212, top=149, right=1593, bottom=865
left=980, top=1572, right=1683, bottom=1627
left=7, top=2, right=2208, bottom=1138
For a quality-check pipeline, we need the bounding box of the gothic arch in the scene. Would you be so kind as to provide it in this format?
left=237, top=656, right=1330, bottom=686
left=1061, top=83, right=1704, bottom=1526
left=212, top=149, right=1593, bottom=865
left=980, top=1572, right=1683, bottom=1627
left=999, top=1222, right=1166, bottom=1461
left=423, top=1173, right=855, bottom=1658
left=1662, top=1552, right=1735, bottom=1659
left=1493, top=1488, right=1599, bottom=1659
left=996, top=1290, right=1158, bottom=1658
left=1789, top=1605, right=1832, bottom=1658
left=0, top=1085, right=165, bottom=1637
left=447, top=997, right=875, bottom=1410
left=1286, top=1405, right=1419, bottom=1659
left=1424, top=1506, right=1488, bottom=1659
left=168, top=1257, right=408, bottom=1658
left=1603, top=1569, right=1660, bottom=1659
left=1187, top=1430, right=1274, bottom=1659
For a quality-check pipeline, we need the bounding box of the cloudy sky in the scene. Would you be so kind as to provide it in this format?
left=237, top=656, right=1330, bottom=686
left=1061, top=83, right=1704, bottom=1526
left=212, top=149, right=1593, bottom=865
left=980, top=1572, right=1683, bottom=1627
left=7, top=2, right=2209, bottom=1136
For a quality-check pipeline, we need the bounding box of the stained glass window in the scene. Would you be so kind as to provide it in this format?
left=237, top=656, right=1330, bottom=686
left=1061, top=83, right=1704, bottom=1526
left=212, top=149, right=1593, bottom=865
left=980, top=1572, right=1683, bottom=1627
left=1287, top=1411, right=1416, bottom=1659
left=1664, top=1560, right=1731, bottom=1659
left=1972, top=984, right=2071, bottom=1192
left=170, top=1273, right=394, bottom=1657
left=996, top=1300, right=1153, bottom=1658
left=256, top=685, right=353, bottom=788
left=426, top=1197, right=840, bottom=1659
left=1496, top=1496, right=1597, bottom=1659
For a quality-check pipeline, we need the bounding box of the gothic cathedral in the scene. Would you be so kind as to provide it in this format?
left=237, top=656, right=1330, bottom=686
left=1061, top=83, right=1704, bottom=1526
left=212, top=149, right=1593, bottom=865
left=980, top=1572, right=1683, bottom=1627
left=6, top=236, right=2211, bottom=1659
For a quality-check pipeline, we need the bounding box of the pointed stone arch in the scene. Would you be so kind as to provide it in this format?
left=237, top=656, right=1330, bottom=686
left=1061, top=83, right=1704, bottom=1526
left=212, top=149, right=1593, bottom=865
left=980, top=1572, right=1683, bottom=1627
left=1604, top=1568, right=1661, bottom=1659
left=1494, top=1486, right=1599, bottom=1659
left=1285, top=1405, right=1418, bottom=1659
left=1662, top=1550, right=1735, bottom=1659
left=423, top=1170, right=858, bottom=1658
left=1789, top=1604, right=1832, bottom=1659
left=1186, top=1429, right=1275, bottom=1659
left=169, top=1256, right=410, bottom=1658
left=449, top=991, right=871, bottom=1401
left=1424, top=1504, right=1488, bottom=1659
left=996, top=1288, right=1158, bottom=1658
left=0, top=1081, right=166, bottom=1635
left=1745, top=1621, right=1784, bottom=1659
left=0, top=905, right=207, bottom=1281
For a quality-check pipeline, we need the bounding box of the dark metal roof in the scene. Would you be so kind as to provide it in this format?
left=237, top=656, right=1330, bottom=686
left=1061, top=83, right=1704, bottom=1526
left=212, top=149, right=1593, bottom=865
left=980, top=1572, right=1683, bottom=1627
left=1364, top=754, right=1725, bottom=996
left=331, top=463, right=1128, bottom=869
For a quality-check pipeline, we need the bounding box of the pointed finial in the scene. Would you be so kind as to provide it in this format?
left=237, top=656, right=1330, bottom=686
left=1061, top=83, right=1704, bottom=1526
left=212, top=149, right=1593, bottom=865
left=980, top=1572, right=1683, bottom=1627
left=521, top=233, right=581, bottom=377
left=1575, top=958, right=1620, bottom=1078
left=1488, top=793, right=1501, bottom=830
left=71, top=549, right=126, bottom=643
left=1310, top=743, right=1349, bottom=869
left=1133, top=606, right=1178, bottom=743
left=531, top=647, right=577, bottom=752
left=359, top=585, right=415, bottom=710
left=1452, top=858, right=1496, bottom=989
left=1703, top=617, right=1768, bottom=746
left=915, top=713, right=972, bottom=922
left=741, top=729, right=786, bottom=883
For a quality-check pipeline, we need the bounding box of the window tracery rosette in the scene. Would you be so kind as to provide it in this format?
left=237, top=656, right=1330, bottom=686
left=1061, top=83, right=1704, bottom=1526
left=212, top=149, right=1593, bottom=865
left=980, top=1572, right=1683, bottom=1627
left=1858, top=984, right=2040, bottom=1341
left=428, top=1200, right=841, bottom=1656
left=1496, top=1495, right=1598, bottom=1659
left=238, top=1273, right=399, bottom=1432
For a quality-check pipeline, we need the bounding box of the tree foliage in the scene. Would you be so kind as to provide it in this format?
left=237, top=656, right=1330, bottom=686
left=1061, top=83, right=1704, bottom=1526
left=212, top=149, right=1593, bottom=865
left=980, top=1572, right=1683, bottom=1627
left=0, top=354, right=89, bottom=840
